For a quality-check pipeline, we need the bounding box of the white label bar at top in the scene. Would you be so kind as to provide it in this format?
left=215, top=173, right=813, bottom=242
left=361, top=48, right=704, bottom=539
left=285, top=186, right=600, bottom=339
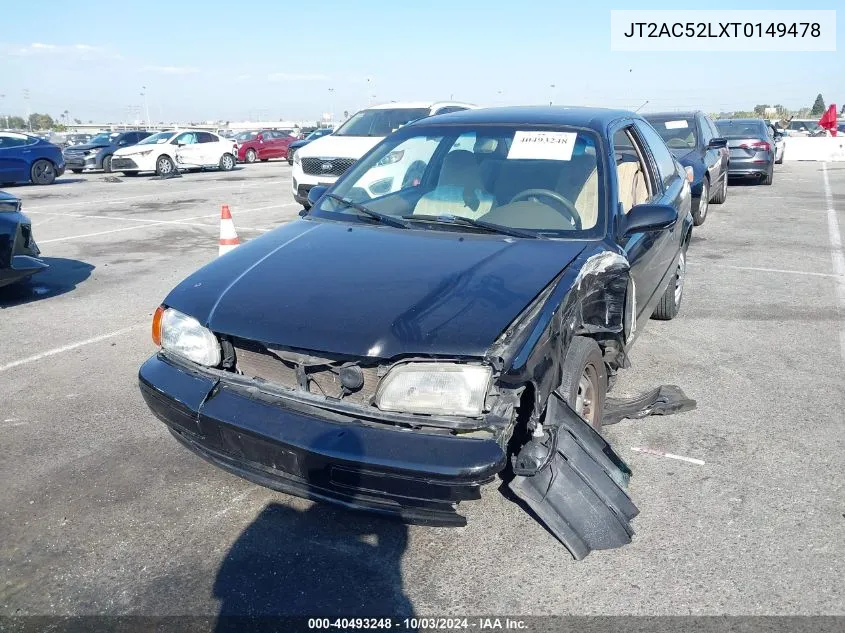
left=610, top=10, right=836, bottom=52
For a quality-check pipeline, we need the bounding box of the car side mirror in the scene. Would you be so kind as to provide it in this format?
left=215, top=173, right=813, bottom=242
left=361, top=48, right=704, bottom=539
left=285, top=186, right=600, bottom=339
left=307, top=185, right=329, bottom=207
left=177, top=141, right=187, bottom=146
left=708, top=137, right=727, bottom=149
left=624, top=203, right=678, bottom=236
left=298, top=208, right=309, bottom=217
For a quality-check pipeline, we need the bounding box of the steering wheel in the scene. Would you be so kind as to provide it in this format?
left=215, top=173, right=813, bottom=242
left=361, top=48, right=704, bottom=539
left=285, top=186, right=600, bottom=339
left=509, top=188, right=582, bottom=230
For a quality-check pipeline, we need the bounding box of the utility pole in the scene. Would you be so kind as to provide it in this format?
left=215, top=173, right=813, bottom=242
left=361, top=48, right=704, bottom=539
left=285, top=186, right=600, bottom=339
left=549, top=84, right=555, bottom=107
left=141, top=86, right=151, bottom=128
left=23, top=89, right=31, bottom=130
left=328, top=87, right=335, bottom=124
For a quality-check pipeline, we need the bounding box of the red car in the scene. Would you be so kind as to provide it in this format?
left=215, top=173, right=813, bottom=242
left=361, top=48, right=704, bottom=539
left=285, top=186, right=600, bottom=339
left=234, top=129, right=296, bottom=163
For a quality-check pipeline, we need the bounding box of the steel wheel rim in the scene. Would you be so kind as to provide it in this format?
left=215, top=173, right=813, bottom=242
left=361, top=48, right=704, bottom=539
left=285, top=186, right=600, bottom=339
left=158, top=158, right=172, bottom=174
left=699, top=181, right=708, bottom=218
left=246, top=150, right=255, bottom=163
left=225, top=155, right=234, bottom=169
left=675, top=250, right=686, bottom=305
left=575, top=367, right=599, bottom=427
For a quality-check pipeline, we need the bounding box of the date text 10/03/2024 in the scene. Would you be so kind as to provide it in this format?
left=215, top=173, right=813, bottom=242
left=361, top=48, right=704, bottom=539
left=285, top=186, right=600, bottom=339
left=307, top=617, right=529, bottom=630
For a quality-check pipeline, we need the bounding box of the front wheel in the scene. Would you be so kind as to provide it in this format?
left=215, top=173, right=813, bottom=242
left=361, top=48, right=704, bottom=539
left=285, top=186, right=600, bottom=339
left=102, top=154, right=113, bottom=173
left=557, top=337, right=607, bottom=431
left=219, top=153, right=236, bottom=171
left=287, top=150, right=295, bottom=165
left=692, top=178, right=709, bottom=226
left=244, top=148, right=257, bottom=163
left=652, top=244, right=687, bottom=321
left=155, top=155, right=175, bottom=176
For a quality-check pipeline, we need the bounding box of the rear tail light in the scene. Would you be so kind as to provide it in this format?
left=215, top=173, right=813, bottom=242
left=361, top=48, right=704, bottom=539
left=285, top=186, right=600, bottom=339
left=740, top=141, right=771, bottom=152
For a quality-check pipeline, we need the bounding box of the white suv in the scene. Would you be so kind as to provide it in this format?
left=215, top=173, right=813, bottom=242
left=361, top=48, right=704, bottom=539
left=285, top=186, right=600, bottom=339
left=291, top=101, right=476, bottom=207
left=111, top=130, right=238, bottom=176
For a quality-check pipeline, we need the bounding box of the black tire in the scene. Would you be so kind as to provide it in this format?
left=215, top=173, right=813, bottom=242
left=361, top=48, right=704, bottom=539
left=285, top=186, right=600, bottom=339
left=692, top=177, right=709, bottom=226
left=122, top=171, right=139, bottom=177
left=30, top=159, right=57, bottom=185
left=287, top=150, right=295, bottom=165
left=711, top=172, right=727, bottom=205
left=155, top=155, right=175, bottom=176
left=219, top=153, right=236, bottom=172
left=71, top=169, right=83, bottom=174
left=102, top=154, right=113, bottom=173
left=557, top=336, right=607, bottom=431
left=761, top=166, right=773, bottom=185
left=652, top=242, right=688, bottom=321
left=775, top=149, right=784, bottom=165
left=244, top=148, right=257, bottom=163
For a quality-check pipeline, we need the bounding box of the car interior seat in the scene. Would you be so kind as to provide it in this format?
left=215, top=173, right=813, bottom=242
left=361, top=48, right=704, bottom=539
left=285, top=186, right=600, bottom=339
left=412, top=150, right=495, bottom=220
left=616, top=159, right=649, bottom=214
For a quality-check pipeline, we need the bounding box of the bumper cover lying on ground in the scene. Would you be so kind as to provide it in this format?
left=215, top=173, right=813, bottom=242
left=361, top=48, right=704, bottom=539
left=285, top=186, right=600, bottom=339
left=139, top=354, right=507, bottom=526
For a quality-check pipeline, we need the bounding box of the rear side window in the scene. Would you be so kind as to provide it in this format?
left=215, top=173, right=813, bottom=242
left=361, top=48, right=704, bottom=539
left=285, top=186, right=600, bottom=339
left=197, top=132, right=217, bottom=143
left=0, top=133, right=36, bottom=148
left=635, top=121, right=679, bottom=189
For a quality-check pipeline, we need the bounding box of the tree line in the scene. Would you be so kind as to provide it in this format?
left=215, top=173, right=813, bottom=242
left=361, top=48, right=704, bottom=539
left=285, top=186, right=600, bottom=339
left=711, top=94, right=843, bottom=121
left=1, top=112, right=92, bottom=131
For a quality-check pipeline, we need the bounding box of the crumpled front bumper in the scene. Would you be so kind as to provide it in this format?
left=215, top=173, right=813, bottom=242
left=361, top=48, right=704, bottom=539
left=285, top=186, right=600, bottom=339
left=138, top=354, right=507, bottom=525
left=0, top=214, right=48, bottom=288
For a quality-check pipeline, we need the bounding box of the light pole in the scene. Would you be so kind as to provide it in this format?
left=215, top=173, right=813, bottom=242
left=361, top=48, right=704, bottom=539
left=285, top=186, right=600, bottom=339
left=23, top=89, right=31, bottom=130
left=141, top=86, right=151, bottom=128
left=328, top=87, right=335, bottom=124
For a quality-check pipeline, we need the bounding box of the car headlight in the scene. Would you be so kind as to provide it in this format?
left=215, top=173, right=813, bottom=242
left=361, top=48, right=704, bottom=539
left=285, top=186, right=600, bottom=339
left=84, top=149, right=98, bottom=156
left=293, top=151, right=301, bottom=165
left=152, top=306, right=221, bottom=367
left=375, top=363, right=492, bottom=416
left=375, top=150, right=404, bottom=166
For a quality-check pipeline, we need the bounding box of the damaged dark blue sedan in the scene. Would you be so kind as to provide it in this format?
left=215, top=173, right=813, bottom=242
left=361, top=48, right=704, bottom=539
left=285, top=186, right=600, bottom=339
left=139, top=107, right=694, bottom=559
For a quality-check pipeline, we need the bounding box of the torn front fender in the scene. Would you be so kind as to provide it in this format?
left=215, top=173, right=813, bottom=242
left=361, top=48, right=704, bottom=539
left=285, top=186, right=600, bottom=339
left=508, top=393, right=638, bottom=560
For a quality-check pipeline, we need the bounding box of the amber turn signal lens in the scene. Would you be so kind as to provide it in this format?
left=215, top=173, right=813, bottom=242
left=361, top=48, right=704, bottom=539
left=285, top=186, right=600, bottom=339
left=684, top=166, right=694, bottom=183
left=152, top=305, right=165, bottom=346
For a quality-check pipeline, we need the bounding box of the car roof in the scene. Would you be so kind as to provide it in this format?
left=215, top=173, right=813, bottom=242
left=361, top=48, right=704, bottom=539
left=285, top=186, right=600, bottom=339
left=715, top=118, right=765, bottom=124
left=366, top=101, right=476, bottom=110
left=643, top=111, right=704, bottom=118
left=410, top=105, right=638, bottom=132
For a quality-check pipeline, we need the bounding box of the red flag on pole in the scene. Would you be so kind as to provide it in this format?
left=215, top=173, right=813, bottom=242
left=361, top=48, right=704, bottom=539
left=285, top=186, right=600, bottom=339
left=818, top=104, right=837, bottom=136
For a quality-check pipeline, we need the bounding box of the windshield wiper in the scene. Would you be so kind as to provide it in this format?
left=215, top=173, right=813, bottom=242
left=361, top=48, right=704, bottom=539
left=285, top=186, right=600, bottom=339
left=402, top=214, right=543, bottom=239
left=324, top=193, right=410, bottom=229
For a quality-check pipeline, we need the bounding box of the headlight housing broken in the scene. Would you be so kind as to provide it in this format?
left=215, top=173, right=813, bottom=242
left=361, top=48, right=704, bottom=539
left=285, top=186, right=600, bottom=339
left=153, top=306, right=221, bottom=367
left=376, top=363, right=492, bottom=417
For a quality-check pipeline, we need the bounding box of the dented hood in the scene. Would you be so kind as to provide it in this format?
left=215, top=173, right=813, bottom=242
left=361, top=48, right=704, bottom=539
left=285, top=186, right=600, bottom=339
left=164, top=220, right=586, bottom=359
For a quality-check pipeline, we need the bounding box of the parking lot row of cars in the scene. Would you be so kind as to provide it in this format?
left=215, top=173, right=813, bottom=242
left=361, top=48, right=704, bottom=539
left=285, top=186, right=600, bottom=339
left=0, top=126, right=334, bottom=186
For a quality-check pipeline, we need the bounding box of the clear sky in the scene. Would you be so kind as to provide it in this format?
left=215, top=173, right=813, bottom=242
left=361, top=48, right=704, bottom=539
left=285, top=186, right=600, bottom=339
left=0, top=0, right=842, bottom=123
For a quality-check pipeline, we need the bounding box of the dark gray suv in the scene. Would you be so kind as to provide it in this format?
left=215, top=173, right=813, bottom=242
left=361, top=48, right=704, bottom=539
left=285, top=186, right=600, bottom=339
left=63, top=130, right=153, bottom=173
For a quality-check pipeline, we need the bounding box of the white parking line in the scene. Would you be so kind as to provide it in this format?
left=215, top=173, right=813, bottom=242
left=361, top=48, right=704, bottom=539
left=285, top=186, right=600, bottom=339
left=23, top=179, right=288, bottom=212
left=711, top=264, right=845, bottom=279
left=821, top=163, right=845, bottom=363
left=37, top=203, right=293, bottom=244
left=0, top=325, right=144, bottom=373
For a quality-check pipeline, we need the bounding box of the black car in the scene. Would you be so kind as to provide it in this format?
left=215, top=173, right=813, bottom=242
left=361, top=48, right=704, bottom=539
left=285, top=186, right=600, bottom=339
left=63, top=130, right=153, bottom=173
left=287, top=127, right=334, bottom=165
left=643, top=111, right=728, bottom=226
left=139, top=106, right=693, bottom=559
left=0, top=191, right=47, bottom=288
left=714, top=119, right=776, bottom=185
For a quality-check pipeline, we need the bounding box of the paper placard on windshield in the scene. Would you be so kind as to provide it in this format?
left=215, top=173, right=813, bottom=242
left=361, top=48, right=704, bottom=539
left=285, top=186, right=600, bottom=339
left=507, top=131, right=577, bottom=161
left=664, top=120, right=689, bottom=129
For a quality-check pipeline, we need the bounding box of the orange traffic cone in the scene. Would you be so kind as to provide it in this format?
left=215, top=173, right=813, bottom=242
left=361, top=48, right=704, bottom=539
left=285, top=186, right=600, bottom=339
left=219, top=204, right=240, bottom=256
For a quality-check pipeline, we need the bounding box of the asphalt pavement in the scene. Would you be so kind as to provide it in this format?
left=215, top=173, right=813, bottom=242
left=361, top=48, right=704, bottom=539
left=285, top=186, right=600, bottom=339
left=1, top=161, right=843, bottom=618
